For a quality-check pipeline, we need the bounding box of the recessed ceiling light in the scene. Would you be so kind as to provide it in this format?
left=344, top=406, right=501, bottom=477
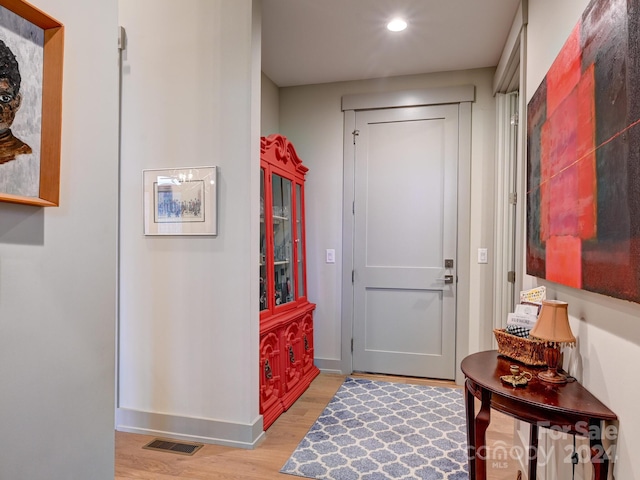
left=387, top=18, right=407, bottom=32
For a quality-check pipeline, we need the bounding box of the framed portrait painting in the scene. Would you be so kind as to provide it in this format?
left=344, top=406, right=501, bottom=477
left=0, top=0, right=64, bottom=207
left=143, top=166, right=218, bottom=236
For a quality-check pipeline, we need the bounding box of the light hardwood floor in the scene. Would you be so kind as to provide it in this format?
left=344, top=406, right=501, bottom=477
left=115, top=373, right=521, bottom=479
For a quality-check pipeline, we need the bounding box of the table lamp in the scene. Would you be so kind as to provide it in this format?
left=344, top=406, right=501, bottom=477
left=529, top=300, right=576, bottom=384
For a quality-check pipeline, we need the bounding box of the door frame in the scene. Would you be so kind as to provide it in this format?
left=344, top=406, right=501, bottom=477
left=492, top=0, right=527, bottom=336
left=340, top=85, right=474, bottom=384
left=493, top=91, right=520, bottom=332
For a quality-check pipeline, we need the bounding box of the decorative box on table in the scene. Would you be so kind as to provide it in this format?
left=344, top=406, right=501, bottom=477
left=493, top=328, right=546, bottom=366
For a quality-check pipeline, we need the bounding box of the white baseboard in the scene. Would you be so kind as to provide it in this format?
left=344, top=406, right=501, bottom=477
left=314, top=357, right=344, bottom=374
left=116, top=408, right=265, bottom=449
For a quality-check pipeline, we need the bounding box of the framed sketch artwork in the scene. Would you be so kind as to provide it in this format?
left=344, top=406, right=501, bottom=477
left=143, top=166, right=218, bottom=236
left=0, top=0, right=64, bottom=207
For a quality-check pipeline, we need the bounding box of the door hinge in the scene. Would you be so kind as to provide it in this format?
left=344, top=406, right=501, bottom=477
left=352, top=129, right=360, bottom=144
left=507, top=271, right=516, bottom=283
left=351, top=270, right=354, bottom=284
left=509, top=192, right=517, bottom=205
left=351, top=338, right=354, bottom=353
left=118, top=26, right=126, bottom=51
left=352, top=201, right=355, bottom=215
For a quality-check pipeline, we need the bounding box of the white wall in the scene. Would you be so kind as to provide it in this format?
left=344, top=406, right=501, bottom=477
left=0, top=0, right=119, bottom=478
left=526, top=1, right=640, bottom=478
left=261, top=72, right=279, bottom=135
left=117, top=0, right=263, bottom=447
left=278, top=68, right=497, bottom=371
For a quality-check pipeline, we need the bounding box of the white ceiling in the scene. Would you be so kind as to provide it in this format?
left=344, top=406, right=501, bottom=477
left=261, top=0, right=521, bottom=87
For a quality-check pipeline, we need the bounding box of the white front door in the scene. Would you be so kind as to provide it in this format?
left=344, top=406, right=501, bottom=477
left=352, top=104, right=459, bottom=379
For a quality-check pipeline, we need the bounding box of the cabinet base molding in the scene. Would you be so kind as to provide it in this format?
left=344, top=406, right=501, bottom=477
left=116, top=408, right=265, bottom=449
left=281, top=364, right=320, bottom=409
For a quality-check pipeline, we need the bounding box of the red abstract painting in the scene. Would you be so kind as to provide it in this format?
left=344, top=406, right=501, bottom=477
left=527, top=0, right=640, bottom=303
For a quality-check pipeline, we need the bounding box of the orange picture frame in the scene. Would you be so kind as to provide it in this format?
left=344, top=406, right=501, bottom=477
left=0, top=0, right=63, bottom=207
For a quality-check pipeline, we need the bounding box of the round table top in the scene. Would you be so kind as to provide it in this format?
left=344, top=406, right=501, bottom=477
left=461, top=350, right=617, bottom=420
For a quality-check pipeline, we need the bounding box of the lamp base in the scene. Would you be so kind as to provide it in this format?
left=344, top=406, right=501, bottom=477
left=537, top=370, right=569, bottom=384
left=538, top=344, right=568, bottom=384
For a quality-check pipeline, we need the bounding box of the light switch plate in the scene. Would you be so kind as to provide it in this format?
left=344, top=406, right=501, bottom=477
left=326, top=249, right=336, bottom=264
left=478, top=248, right=488, bottom=264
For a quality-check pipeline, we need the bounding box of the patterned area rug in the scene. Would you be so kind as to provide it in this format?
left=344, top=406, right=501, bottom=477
left=280, top=377, right=468, bottom=480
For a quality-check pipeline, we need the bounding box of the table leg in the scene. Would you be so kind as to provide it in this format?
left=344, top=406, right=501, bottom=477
left=528, top=423, right=538, bottom=480
left=474, top=388, right=492, bottom=480
left=464, top=380, right=476, bottom=480
left=589, top=419, right=608, bottom=480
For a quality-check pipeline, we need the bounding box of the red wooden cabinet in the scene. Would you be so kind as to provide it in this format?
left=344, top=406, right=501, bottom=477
left=259, top=134, right=319, bottom=429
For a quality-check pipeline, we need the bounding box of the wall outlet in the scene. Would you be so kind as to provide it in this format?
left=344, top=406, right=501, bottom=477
left=326, top=249, right=336, bottom=264
left=478, top=248, right=488, bottom=264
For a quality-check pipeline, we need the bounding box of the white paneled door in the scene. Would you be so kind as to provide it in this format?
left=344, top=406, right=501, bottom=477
left=352, top=104, right=459, bottom=379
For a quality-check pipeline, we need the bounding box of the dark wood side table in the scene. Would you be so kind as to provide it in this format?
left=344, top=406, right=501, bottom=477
left=461, top=350, right=617, bottom=480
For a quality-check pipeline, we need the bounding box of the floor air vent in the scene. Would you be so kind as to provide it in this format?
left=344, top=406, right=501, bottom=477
left=142, top=438, right=204, bottom=456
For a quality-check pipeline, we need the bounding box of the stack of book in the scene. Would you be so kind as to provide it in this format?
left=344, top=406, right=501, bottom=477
left=505, top=286, right=546, bottom=338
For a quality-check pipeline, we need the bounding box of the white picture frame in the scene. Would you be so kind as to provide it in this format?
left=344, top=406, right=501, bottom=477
left=143, top=166, right=217, bottom=236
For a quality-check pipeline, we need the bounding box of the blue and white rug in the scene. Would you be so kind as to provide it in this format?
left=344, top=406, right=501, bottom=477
left=280, top=377, right=468, bottom=480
